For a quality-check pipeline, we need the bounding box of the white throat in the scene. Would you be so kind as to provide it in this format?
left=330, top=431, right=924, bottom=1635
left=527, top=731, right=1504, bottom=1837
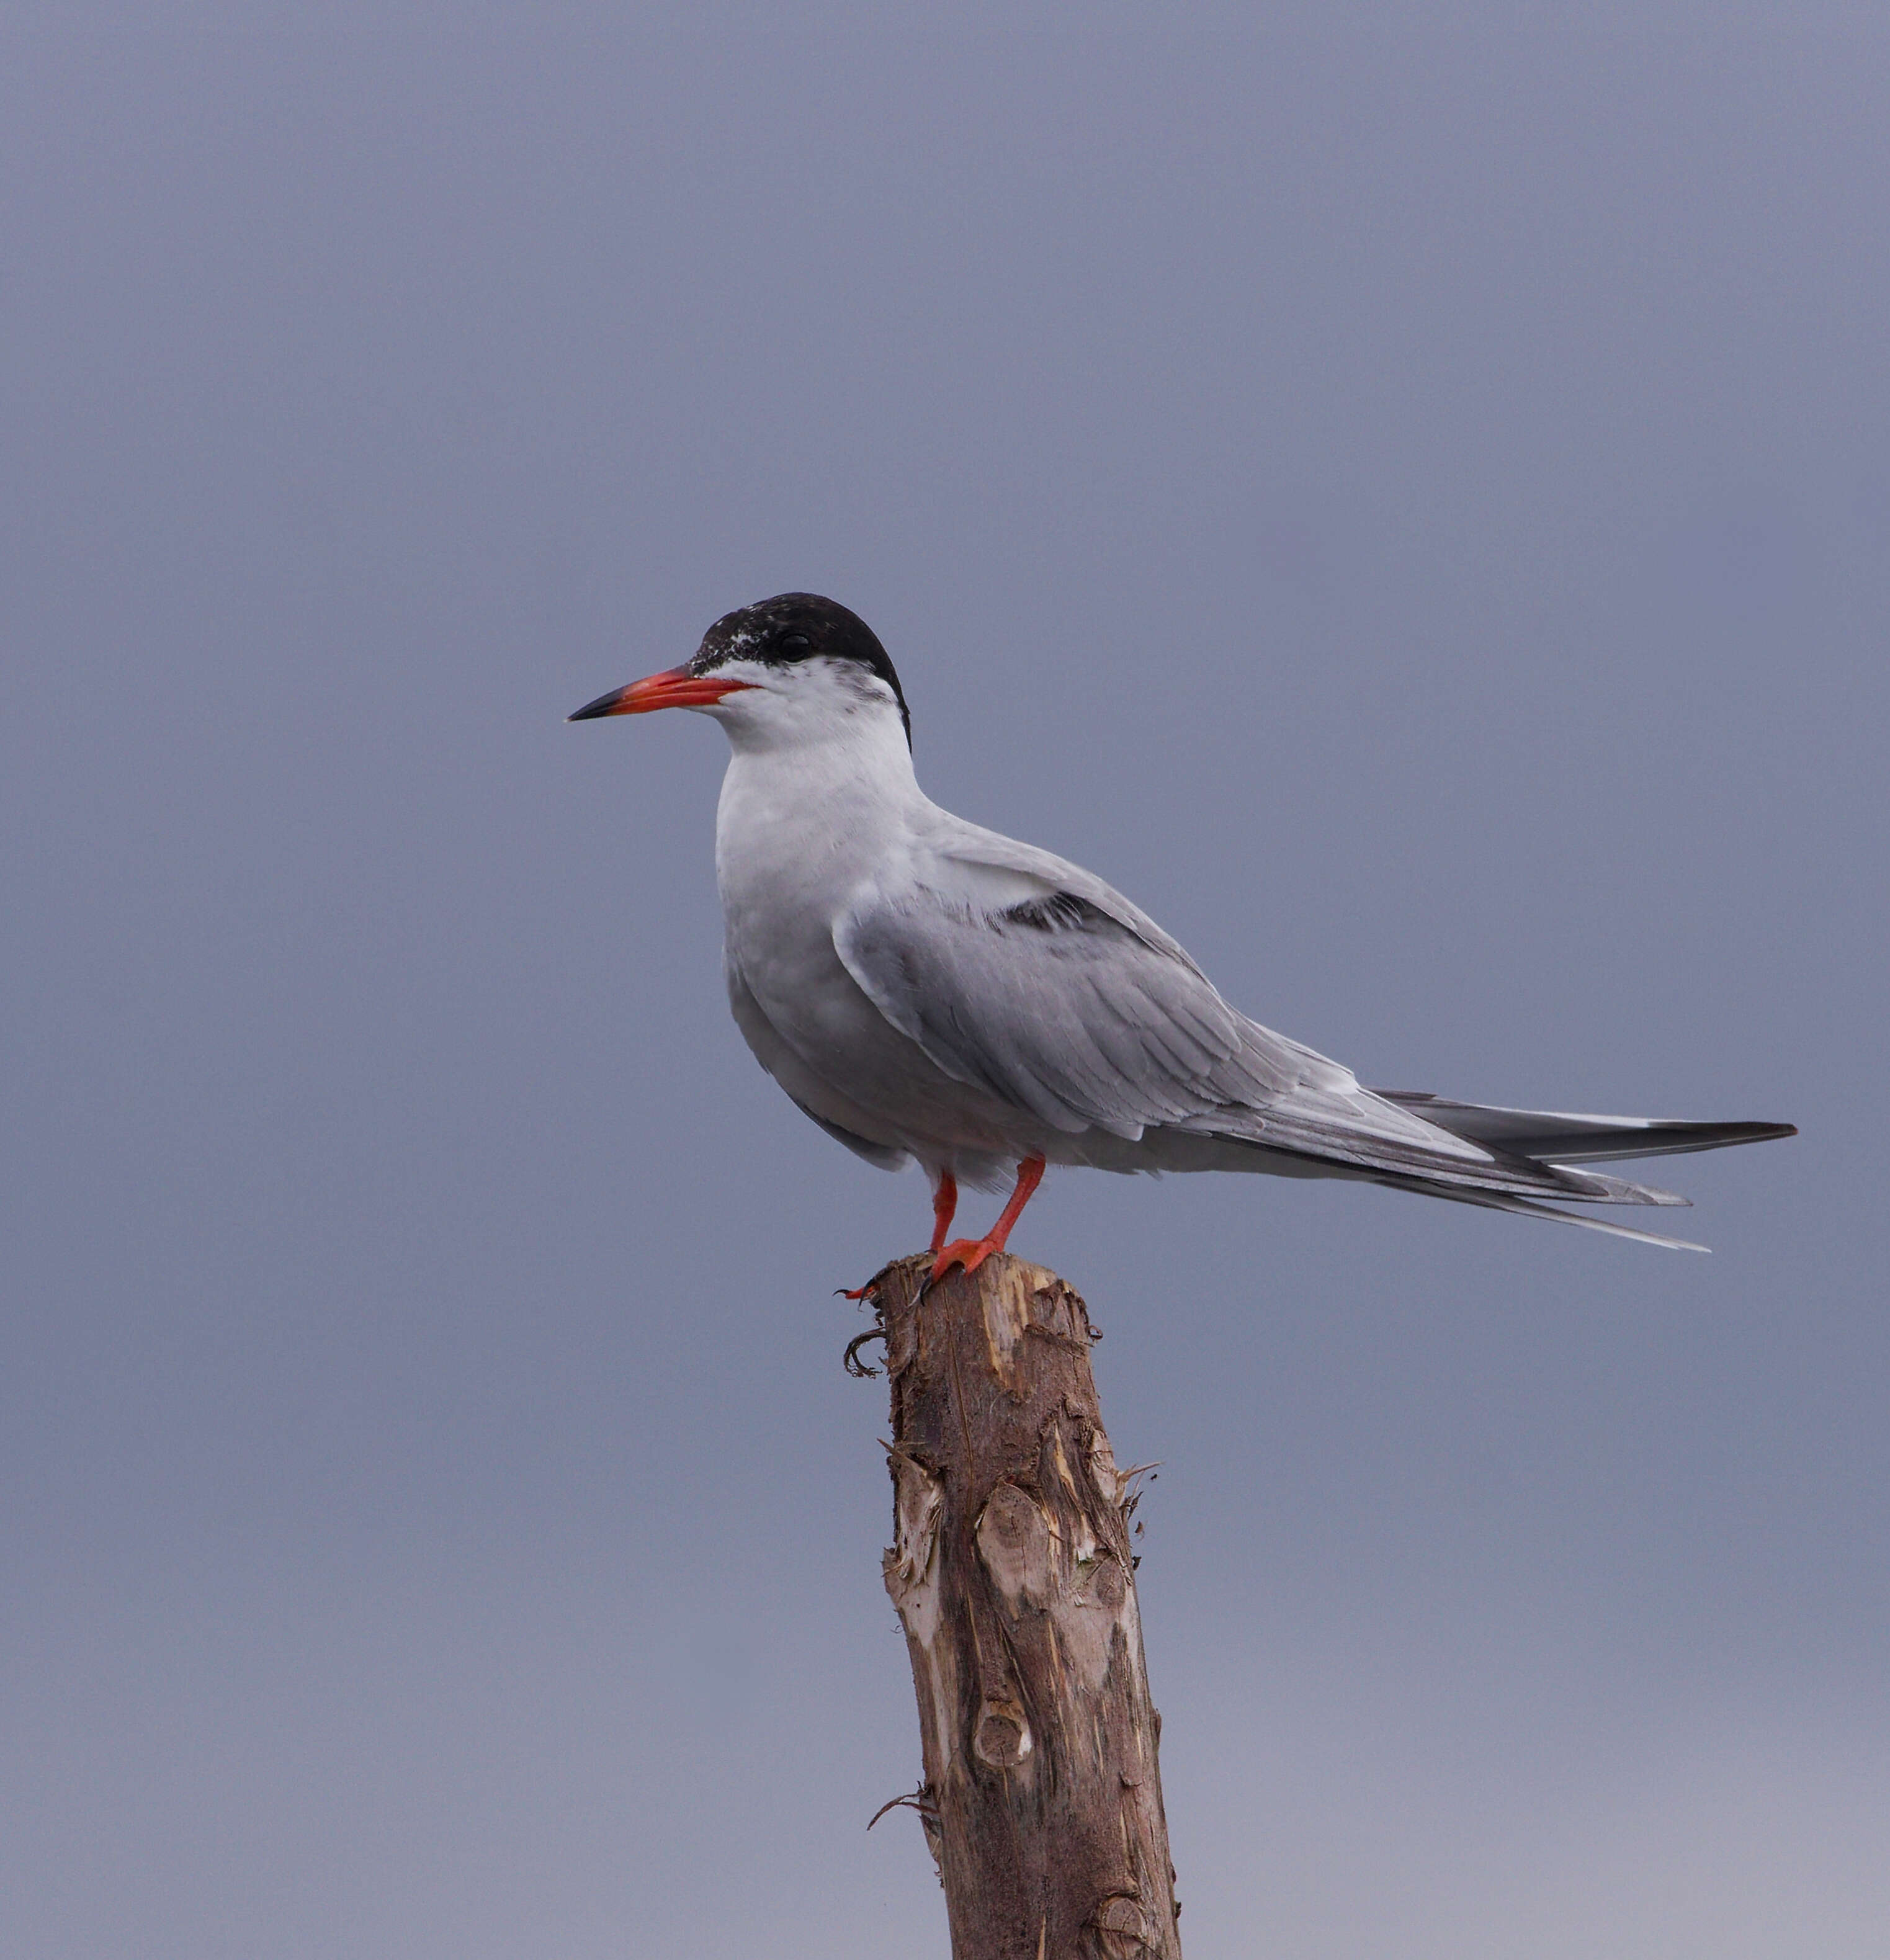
left=711, top=674, right=926, bottom=928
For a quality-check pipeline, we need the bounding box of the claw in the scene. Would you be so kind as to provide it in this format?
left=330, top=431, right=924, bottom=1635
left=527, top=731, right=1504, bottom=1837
left=930, top=1237, right=999, bottom=1284
left=924, top=1155, right=1046, bottom=1289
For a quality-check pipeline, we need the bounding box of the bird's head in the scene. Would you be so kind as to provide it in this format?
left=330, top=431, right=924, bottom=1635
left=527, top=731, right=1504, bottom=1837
left=569, top=593, right=911, bottom=753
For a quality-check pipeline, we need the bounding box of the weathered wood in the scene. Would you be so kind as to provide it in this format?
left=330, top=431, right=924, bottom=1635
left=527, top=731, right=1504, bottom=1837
left=859, top=1252, right=1182, bottom=1960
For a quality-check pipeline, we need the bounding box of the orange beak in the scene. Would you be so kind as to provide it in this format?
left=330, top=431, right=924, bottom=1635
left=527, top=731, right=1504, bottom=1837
left=567, top=666, right=756, bottom=720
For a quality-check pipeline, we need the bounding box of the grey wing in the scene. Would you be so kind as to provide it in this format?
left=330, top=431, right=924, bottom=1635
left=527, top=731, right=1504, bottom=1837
left=724, top=952, right=910, bottom=1171
left=833, top=845, right=1664, bottom=1207
left=866, top=816, right=1392, bottom=1134
left=836, top=880, right=1268, bottom=1141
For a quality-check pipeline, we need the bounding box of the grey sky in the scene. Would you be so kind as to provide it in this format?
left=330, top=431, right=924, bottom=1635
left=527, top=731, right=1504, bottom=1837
left=4, top=17, right=1885, bottom=1958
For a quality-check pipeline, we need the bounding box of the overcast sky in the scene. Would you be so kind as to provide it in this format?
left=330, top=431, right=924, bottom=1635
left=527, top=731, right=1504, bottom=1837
left=4, top=14, right=1886, bottom=1959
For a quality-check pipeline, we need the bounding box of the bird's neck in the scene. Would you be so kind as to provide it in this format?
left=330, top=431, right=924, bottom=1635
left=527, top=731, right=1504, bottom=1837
left=714, top=720, right=925, bottom=910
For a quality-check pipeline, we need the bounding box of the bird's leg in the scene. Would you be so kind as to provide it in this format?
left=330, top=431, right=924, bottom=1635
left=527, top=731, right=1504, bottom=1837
left=930, top=1156, right=1046, bottom=1282
left=929, top=1171, right=959, bottom=1256
left=839, top=1171, right=961, bottom=1300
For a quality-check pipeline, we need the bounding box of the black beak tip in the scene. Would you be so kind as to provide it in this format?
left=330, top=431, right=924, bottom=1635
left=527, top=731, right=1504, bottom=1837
left=568, top=687, right=625, bottom=723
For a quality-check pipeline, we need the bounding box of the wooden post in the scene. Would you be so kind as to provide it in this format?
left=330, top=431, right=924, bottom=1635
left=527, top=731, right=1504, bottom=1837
left=853, top=1252, right=1183, bottom=1960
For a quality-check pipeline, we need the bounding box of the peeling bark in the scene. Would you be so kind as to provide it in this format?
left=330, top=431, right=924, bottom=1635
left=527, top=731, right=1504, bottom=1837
left=864, top=1253, right=1182, bottom=1960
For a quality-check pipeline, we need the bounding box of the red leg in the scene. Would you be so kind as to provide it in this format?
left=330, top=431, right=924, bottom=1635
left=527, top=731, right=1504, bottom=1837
left=931, top=1156, right=1047, bottom=1282
left=929, top=1172, right=959, bottom=1256
left=841, top=1171, right=962, bottom=1299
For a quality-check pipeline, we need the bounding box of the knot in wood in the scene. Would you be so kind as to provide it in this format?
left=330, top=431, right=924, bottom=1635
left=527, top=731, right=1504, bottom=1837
left=1090, top=1555, right=1128, bottom=1611
left=1094, top=1892, right=1154, bottom=1958
left=975, top=1480, right=1055, bottom=1613
left=972, top=1697, right=1032, bottom=1768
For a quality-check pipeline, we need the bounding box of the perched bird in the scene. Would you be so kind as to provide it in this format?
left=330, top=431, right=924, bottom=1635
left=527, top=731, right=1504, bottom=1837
left=571, top=593, right=1794, bottom=1271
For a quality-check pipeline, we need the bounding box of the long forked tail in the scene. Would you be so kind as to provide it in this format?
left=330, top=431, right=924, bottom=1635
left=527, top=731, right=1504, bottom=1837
left=1370, top=1094, right=1798, bottom=1251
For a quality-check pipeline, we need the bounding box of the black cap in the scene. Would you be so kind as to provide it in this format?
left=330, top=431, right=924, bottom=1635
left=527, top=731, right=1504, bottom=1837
left=692, top=593, right=910, bottom=747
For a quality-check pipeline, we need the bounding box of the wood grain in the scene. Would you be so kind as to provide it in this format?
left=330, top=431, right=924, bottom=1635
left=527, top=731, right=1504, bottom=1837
left=861, top=1253, right=1182, bottom=1960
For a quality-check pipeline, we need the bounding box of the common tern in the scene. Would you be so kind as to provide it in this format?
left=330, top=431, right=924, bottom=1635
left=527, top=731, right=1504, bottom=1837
left=571, top=593, right=1794, bottom=1270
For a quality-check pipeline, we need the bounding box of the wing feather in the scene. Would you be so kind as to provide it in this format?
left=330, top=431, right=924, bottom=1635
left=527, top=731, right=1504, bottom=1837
left=1375, top=1093, right=1796, bottom=1163
left=834, top=817, right=1732, bottom=1207
left=834, top=836, right=1668, bottom=1204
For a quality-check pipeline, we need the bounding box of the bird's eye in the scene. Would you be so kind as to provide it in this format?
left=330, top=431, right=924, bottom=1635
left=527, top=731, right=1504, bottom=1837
left=778, top=633, right=812, bottom=653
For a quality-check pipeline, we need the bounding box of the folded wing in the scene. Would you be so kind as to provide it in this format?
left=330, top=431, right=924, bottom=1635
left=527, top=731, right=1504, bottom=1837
left=833, top=828, right=1701, bottom=1217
